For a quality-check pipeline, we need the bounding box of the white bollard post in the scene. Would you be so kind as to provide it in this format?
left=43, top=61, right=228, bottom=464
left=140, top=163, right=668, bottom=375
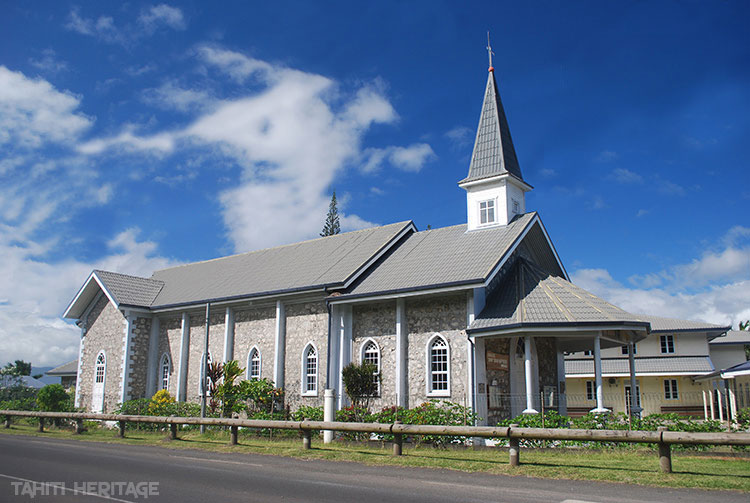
left=324, top=389, right=336, bottom=444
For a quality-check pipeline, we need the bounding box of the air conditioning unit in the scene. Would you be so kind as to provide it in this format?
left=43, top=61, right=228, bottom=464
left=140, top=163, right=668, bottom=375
left=608, top=377, right=617, bottom=385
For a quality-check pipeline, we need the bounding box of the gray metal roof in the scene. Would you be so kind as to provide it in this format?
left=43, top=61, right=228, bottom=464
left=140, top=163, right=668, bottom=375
left=459, top=70, right=523, bottom=184
left=95, top=270, right=164, bottom=307
left=631, top=313, right=729, bottom=335
left=469, top=259, right=648, bottom=332
left=565, top=356, right=714, bottom=376
left=343, top=213, right=537, bottom=297
left=45, top=360, right=78, bottom=376
left=149, top=221, right=413, bottom=307
left=709, top=330, right=750, bottom=345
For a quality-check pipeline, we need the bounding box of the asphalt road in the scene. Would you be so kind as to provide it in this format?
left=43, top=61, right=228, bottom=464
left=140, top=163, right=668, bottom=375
left=0, top=433, right=746, bottom=503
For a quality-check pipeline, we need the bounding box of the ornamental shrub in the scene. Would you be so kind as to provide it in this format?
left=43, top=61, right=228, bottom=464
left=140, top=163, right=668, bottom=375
left=736, top=407, right=750, bottom=430
left=147, top=389, right=175, bottom=416
left=36, top=384, right=72, bottom=412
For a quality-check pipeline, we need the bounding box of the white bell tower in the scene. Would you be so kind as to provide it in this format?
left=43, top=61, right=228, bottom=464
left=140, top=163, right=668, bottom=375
left=459, top=40, right=532, bottom=230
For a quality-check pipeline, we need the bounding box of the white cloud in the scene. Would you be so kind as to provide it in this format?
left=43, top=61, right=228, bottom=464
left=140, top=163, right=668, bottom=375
left=138, top=4, right=186, bottom=32
left=572, top=227, right=750, bottom=328
left=444, top=126, right=473, bottom=149
left=65, top=5, right=186, bottom=46
left=28, top=49, right=68, bottom=74
left=0, top=66, right=92, bottom=148
left=361, top=143, right=436, bottom=174
left=197, top=46, right=273, bottom=83
left=0, top=229, right=178, bottom=367
left=610, top=168, right=643, bottom=184
left=141, top=81, right=214, bottom=112
left=595, top=150, right=619, bottom=162
left=82, top=48, right=407, bottom=251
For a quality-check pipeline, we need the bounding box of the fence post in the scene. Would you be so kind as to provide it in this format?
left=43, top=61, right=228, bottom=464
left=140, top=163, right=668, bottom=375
left=657, top=426, right=671, bottom=473
left=38, top=417, right=44, bottom=432
left=230, top=425, right=238, bottom=445
left=508, top=424, right=520, bottom=467
left=169, top=423, right=178, bottom=440
left=4, top=415, right=10, bottom=428
left=75, top=419, right=84, bottom=434
left=302, top=427, right=312, bottom=450
left=392, top=420, right=403, bottom=456
left=119, top=420, right=126, bottom=438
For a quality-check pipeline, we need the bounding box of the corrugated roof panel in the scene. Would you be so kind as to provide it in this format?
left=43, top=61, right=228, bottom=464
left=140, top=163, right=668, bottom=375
left=94, top=270, right=164, bottom=307
left=150, top=221, right=412, bottom=307
left=565, top=356, right=714, bottom=376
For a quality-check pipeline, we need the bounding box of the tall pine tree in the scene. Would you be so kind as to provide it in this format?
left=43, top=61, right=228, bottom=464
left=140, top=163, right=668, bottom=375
left=320, top=191, right=341, bottom=236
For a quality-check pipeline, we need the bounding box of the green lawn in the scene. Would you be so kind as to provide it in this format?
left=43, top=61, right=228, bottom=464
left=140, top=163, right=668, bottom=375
left=2, top=422, right=748, bottom=492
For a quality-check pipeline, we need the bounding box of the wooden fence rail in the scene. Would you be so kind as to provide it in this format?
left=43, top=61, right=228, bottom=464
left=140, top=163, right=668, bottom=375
left=2, top=410, right=749, bottom=473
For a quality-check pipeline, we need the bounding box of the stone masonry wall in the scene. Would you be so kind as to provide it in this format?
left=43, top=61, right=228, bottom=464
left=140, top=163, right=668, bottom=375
left=159, top=316, right=182, bottom=398
left=233, top=306, right=276, bottom=382
left=283, top=301, right=328, bottom=409
left=126, top=316, right=152, bottom=400
left=79, top=296, right=125, bottom=413
left=405, top=293, right=469, bottom=409
left=352, top=302, right=397, bottom=409
left=186, top=312, right=226, bottom=402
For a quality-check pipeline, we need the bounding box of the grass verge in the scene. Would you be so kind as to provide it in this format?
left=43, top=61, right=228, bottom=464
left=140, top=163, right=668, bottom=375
left=1, top=422, right=748, bottom=492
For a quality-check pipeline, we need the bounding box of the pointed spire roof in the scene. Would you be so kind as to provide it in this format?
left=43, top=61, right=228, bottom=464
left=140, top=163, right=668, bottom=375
left=460, top=68, right=524, bottom=185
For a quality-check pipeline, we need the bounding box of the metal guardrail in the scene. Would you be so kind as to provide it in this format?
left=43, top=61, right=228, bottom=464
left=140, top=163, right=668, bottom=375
left=2, top=410, right=749, bottom=473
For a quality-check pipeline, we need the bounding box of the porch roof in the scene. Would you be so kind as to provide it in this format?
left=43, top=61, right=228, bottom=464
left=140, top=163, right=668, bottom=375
left=467, top=259, right=649, bottom=338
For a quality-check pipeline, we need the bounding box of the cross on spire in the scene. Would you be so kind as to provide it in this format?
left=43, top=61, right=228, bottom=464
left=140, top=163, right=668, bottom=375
left=486, top=31, right=494, bottom=71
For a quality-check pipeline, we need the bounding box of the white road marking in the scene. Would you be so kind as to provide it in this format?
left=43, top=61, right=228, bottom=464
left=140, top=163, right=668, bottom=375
left=0, top=473, right=134, bottom=503
left=171, top=455, right=263, bottom=467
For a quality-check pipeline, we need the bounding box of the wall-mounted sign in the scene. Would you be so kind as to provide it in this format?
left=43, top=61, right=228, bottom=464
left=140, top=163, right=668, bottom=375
left=486, top=351, right=509, bottom=371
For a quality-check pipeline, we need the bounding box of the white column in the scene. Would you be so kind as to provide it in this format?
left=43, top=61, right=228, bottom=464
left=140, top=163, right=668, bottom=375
left=729, top=382, right=738, bottom=421
left=327, top=304, right=341, bottom=396
left=627, top=341, right=640, bottom=417
left=702, top=389, right=708, bottom=420
left=273, top=301, right=286, bottom=388
left=145, top=317, right=160, bottom=398
left=337, top=305, right=352, bottom=409
left=323, top=389, right=336, bottom=443
left=556, top=342, right=567, bottom=416
left=522, top=335, right=538, bottom=414
left=120, top=312, right=135, bottom=404
left=709, top=385, right=716, bottom=419
left=395, top=299, right=407, bottom=408
left=717, top=385, right=724, bottom=422
left=74, top=327, right=86, bottom=408
left=590, top=334, right=608, bottom=413
left=177, top=312, right=190, bottom=401
left=223, top=307, right=235, bottom=363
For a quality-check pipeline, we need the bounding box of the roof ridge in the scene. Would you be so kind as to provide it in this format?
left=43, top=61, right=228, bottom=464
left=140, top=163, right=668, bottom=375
left=152, top=220, right=413, bottom=275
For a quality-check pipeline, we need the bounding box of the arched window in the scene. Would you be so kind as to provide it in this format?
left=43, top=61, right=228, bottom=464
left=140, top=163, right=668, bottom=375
left=427, top=335, right=450, bottom=396
left=247, top=347, right=261, bottom=380
left=302, top=344, right=317, bottom=396
left=362, top=340, right=380, bottom=396
left=160, top=354, right=171, bottom=390
left=95, top=353, right=106, bottom=384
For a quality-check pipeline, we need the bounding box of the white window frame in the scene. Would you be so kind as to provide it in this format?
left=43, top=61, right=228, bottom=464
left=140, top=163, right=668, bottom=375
left=426, top=334, right=450, bottom=397
left=478, top=199, right=496, bottom=225
left=360, top=338, right=381, bottom=397
left=247, top=346, right=262, bottom=380
left=585, top=380, right=595, bottom=401
left=664, top=379, right=679, bottom=400
left=159, top=353, right=171, bottom=391
left=92, top=351, right=106, bottom=413
left=625, top=381, right=641, bottom=410
left=301, top=343, right=318, bottom=397
left=660, top=335, right=675, bottom=354
left=94, top=352, right=106, bottom=384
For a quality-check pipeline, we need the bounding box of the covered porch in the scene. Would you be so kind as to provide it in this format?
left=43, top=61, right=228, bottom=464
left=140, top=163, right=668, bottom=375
left=467, top=258, right=649, bottom=424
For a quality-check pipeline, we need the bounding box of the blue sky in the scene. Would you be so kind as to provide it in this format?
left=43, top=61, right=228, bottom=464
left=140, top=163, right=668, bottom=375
left=1, top=1, right=748, bottom=366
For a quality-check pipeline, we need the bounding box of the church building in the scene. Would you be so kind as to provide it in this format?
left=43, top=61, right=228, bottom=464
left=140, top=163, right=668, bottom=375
left=64, top=58, right=661, bottom=425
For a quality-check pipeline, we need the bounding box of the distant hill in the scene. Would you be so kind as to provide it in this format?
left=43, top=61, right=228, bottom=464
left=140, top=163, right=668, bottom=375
left=32, top=366, right=59, bottom=385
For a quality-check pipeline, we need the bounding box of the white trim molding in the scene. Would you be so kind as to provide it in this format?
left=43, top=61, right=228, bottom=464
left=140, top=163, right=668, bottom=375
left=247, top=346, right=262, bottom=380
left=426, top=333, right=450, bottom=398
left=301, top=342, right=319, bottom=397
